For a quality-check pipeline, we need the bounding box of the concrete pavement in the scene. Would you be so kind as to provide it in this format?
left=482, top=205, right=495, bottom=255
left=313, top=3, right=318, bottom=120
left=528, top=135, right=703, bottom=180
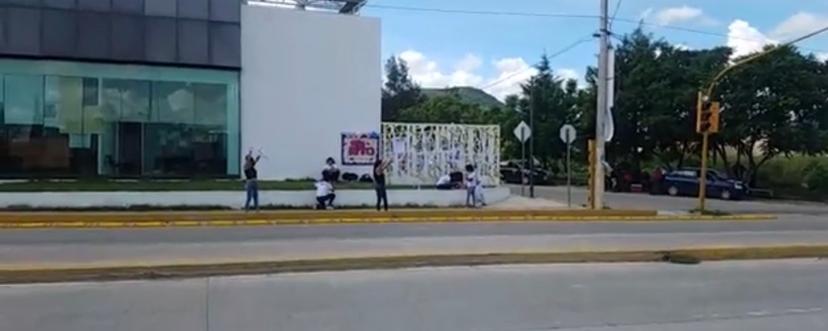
left=2, top=260, right=827, bottom=330
left=5, top=230, right=828, bottom=268
left=520, top=185, right=828, bottom=215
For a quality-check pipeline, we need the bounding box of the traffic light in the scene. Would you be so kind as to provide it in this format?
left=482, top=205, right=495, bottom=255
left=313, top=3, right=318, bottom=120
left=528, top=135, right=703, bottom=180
left=696, top=98, right=721, bottom=134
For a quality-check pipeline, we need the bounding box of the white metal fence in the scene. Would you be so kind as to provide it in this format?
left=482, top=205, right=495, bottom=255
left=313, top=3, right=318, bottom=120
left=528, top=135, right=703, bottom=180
left=381, top=122, right=500, bottom=185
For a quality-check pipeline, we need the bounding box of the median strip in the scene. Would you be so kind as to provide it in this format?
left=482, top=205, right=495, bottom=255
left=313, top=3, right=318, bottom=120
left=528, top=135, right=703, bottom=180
left=0, top=214, right=775, bottom=229
left=0, top=245, right=823, bottom=284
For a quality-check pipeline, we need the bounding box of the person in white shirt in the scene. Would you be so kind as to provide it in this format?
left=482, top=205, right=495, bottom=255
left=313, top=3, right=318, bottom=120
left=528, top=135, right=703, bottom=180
left=315, top=179, right=335, bottom=210
left=465, top=165, right=486, bottom=207
left=436, top=174, right=453, bottom=190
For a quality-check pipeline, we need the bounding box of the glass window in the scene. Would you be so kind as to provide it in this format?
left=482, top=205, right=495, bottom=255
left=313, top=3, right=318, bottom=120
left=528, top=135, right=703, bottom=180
left=177, top=0, right=208, bottom=20
left=111, top=15, right=145, bottom=61
left=209, top=23, right=240, bottom=67
left=4, top=75, right=43, bottom=125
left=0, top=59, right=239, bottom=178
left=145, top=0, right=177, bottom=17
left=43, top=0, right=76, bottom=9
left=99, top=79, right=150, bottom=177
left=82, top=78, right=99, bottom=107
left=112, top=0, right=144, bottom=14
left=210, top=0, right=240, bottom=23
left=194, top=83, right=227, bottom=127
left=42, top=9, right=78, bottom=57
left=77, top=0, right=110, bottom=11
left=45, top=76, right=83, bottom=135
left=145, top=17, right=177, bottom=63
left=0, top=0, right=37, bottom=6
left=5, top=8, right=41, bottom=55
left=1, top=74, right=81, bottom=177
left=101, top=79, right=151, bottom=123
left=77, top=12, right=110, bottom=58
left=178, top=20, right=209, bottom=64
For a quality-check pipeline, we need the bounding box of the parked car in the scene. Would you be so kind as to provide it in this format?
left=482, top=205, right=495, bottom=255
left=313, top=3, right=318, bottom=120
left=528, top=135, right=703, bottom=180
left=499, top=161, right=550, bottom=185
left=660, top=168, right=747, bottom=200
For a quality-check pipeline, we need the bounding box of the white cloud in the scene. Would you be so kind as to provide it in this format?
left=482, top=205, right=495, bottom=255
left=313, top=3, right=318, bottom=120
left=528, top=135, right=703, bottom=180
left=653, top=6, right=715, bottom=26
left=675, top=43, right=691, bottom=51
left=771, top=12, right=828, bottom=39
left=817, top=52, right=828, bottom=62
left=484, top=58, right=537, bottom=101
left=557, top=68, right=580, bottom=82
left=456, top=54, right=483, bottom=72
left=727, top=20, right=777, bottom=59
left=394, top=50, right=580, bottom=101
left=399, top=50, right=484, bottom=88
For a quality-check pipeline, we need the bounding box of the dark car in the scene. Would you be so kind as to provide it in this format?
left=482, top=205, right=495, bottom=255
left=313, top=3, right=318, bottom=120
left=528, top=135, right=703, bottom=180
left=500, top=161, right=550, bottom=185
left=661, top=169, right=747, bottom=200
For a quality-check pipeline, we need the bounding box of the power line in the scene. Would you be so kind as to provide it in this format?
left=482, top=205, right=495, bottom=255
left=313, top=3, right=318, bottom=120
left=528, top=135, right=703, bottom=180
left=364, top=4, right=599, bottom=20
left=480, top=35, right=594, bottom=90
left=609, top=0, right=623, bottom=30
left=364, top=3, right=828, bottom=53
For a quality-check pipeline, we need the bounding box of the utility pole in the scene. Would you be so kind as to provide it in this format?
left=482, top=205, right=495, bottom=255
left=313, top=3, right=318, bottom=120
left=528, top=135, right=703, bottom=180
left=593, top=0, right=610, bottom=209
left=529, top=94, right=535, bottom=198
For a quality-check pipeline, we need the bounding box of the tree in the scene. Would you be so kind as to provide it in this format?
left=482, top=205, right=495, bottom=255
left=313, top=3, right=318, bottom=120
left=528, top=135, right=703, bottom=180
left=716, top=46, right=828, bottom=186
left=396, top=95, right=491, bottom=124
left=591, top=29, right=730, bottom=173
left=382, top=56, right=424, bottom=121
left=517, top=55, right=582, bottom=173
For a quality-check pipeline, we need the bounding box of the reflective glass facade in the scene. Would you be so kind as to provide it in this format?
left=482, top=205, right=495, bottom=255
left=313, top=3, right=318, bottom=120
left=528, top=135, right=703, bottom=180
left=0, top=0, right=241, bottom=68
left=0, top=59, right=240, bottom=178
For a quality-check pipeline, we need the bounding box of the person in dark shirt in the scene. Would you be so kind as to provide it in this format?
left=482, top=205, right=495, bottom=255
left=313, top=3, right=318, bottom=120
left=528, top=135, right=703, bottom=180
left=373, top=159, right=390, bottom=211
left=243, top=150, right=262, bottom=212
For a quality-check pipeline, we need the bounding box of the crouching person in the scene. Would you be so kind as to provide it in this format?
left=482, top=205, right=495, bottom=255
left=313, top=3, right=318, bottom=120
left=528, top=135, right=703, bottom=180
left=315, top=179, right=335, bottom=210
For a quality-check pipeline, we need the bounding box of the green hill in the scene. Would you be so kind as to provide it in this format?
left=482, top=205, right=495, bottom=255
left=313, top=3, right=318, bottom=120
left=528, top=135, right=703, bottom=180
left=422, top=87, right=504, bottom=109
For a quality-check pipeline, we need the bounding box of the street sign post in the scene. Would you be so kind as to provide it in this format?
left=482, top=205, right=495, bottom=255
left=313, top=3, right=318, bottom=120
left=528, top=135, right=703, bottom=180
left=559, top=124, right=577, bottom=208
left=514, top=121, right=531, bottom=196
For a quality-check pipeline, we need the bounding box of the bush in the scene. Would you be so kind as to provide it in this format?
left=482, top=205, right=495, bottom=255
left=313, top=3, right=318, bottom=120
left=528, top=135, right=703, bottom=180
left=757, top=155, right=826, bottom=189
left=805, top=162, right=828, bottom=193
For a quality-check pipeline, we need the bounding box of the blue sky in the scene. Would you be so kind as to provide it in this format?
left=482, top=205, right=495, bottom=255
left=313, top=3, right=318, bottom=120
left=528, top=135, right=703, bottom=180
left=361, top=0, right=828, bottom=99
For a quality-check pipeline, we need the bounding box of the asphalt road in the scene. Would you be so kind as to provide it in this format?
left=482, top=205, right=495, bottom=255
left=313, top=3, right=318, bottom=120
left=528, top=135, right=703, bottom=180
left=2, top=260, right=827, bottom=330
left=516, top=185, right=828, bottom=214
left=2, top=215, right=828, bottom=268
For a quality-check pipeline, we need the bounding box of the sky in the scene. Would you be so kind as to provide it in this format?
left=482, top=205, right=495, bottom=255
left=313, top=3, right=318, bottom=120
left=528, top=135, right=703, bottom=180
left=360, top=0, right=828, bottom=100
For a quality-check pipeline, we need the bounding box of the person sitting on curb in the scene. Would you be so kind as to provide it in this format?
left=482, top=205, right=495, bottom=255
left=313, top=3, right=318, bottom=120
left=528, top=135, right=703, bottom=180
left=436, top=173, right=454, bottom=190
left=314, top=178, right=335, bottom=210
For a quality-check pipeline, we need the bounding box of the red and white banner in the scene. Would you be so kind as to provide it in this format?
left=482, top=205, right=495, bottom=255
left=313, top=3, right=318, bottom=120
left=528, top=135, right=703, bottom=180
left=341, top=132, right=380, bottom=165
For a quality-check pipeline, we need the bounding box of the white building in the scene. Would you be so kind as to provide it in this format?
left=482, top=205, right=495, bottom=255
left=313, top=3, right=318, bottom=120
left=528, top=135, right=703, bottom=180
left=0, top=0, right=380, bottom=181
left=242, top=3, right=381, bottom=180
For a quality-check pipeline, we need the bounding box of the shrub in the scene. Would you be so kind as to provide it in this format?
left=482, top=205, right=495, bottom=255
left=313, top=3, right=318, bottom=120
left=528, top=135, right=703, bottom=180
left=805, top=162, right=828, bottom=193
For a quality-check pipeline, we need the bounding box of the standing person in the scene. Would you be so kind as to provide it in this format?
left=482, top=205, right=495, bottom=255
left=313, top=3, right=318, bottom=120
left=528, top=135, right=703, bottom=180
left=323, top=157, right=340, bottom=182
left=465, top=164, right=479, bottom=208
left=243, top=150, right=262, bottom=212
left=373, top=159, right=390, bottom=211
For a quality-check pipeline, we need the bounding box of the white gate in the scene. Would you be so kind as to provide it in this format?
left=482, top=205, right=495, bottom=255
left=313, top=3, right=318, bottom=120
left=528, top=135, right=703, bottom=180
left=381, top=122, right=500, bottom=185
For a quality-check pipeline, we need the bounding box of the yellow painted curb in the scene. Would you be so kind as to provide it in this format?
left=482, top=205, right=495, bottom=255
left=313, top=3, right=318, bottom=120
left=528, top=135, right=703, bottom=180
left=0, top=214, right=776, bottom=229
left=0, top=244, right=822, bottom=284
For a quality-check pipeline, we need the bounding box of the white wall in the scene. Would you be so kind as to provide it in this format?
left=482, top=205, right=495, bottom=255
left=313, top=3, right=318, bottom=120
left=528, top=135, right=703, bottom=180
left=0, top=188, right=511, bottom=209
left=241, top=6, right=381, bottom=180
